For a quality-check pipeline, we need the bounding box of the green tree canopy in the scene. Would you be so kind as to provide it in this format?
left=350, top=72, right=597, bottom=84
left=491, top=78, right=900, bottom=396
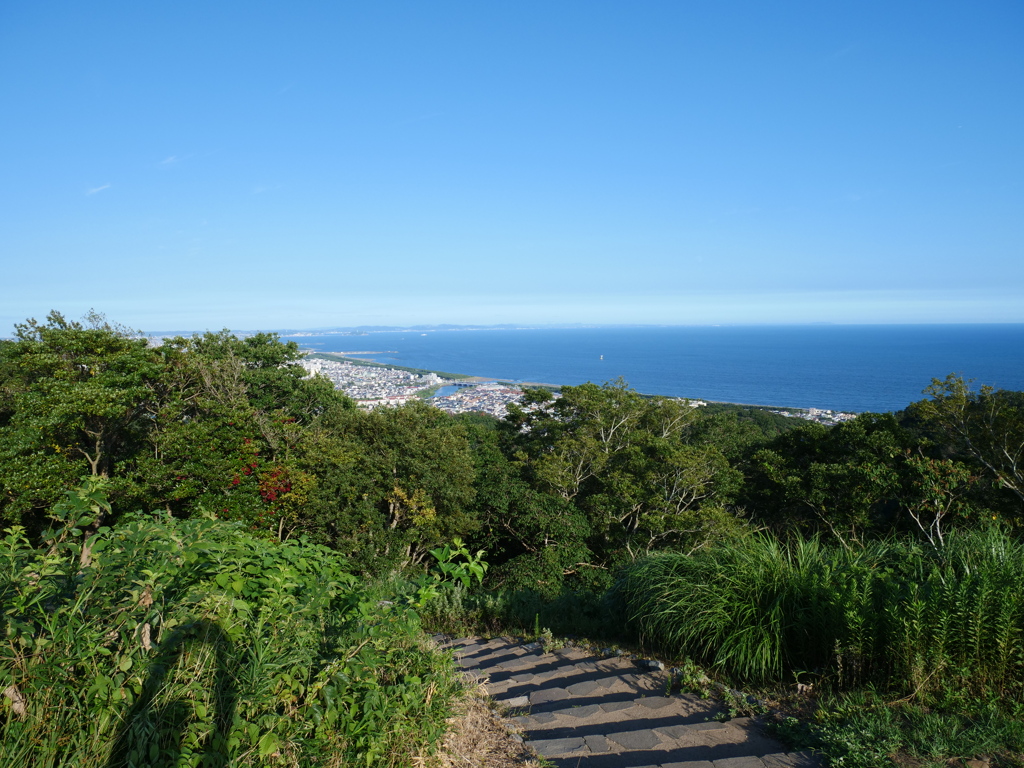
left=910, top=374, right=1024, bottom=522
left=0, top=311, right=162, bottom=529
left=0, top=312, right=355, bottom=535
left=503, top=380, right=743, bottom=574
left=304, top=400, right=479, bottom=568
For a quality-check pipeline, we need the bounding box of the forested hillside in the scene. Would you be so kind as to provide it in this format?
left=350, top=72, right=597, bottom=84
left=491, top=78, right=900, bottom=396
left=2, top=311, right=1023, bottom=766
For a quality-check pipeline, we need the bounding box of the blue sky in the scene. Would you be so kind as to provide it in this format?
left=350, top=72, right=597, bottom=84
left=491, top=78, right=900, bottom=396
left=2, top=1, right=1022, bottom=332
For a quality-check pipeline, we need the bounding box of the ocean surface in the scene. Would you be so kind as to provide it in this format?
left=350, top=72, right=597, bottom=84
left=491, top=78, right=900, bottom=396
left=280, top=325, right=1024, bottom=413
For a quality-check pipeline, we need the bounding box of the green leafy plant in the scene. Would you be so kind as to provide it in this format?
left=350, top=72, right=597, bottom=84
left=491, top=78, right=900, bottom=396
left=621, top=530, right=1024, bottom=702
left=668, top=657, right=714, bottom=697
left=407, top=537, right=488, bottom=609
left=717, top=687, right=768, bottom=721
left=0, top=481, right=466, bottom=767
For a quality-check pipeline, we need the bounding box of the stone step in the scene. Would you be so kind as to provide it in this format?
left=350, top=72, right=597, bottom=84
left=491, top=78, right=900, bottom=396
left=436, top=634, right=823, bottom=768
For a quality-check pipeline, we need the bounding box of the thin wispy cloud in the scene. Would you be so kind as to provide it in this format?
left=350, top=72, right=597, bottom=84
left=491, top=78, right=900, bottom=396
left=159, top=155, right=180, bottom=166
left=86, top=184, right=111, bottom=195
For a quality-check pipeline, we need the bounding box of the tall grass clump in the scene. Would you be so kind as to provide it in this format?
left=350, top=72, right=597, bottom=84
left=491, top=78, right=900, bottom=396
left=0, top=480, right=463, bottom=767
left=621, top=529, right=1024, bottom=701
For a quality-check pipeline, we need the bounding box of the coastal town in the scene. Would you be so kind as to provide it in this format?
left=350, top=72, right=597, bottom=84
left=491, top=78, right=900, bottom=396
left=429, top=382, right=530, bottom=417
left=298, top=355, right=448, bottom=407
left=766, top=406, right=859, bottom=426
left=299, top=354, right=859, bottom=424
left=298, top=355, right=528, bottom=417
left=795, top=407, right=859, bottom=425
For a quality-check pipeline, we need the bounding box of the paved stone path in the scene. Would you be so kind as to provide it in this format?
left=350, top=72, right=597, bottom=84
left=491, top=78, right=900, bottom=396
left=436, top=635, right=821, bottom=768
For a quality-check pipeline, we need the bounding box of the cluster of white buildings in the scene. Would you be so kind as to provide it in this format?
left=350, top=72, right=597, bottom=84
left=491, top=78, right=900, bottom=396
left=804, top=408, right=859, bottom=425
left=298, top=356, right=445, bottom=406
left=299, top=355, right=531, bottom=415
left=429, top=383, right=528, bottom=418
left=770, top=407, right=859, bottom=426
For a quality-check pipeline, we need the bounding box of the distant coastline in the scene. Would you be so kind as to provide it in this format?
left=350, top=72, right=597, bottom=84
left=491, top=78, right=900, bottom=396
left=305, top=351, right=856, bottom=425
left=286, top=325, right=1024, bottom=414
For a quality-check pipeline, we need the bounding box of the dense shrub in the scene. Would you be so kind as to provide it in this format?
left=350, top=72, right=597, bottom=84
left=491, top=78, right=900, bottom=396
left=0, top=480, right=461, bottom=767
left=774, top=692, right=1024, bottom=768
left=422, top=579, right=627, bottom=642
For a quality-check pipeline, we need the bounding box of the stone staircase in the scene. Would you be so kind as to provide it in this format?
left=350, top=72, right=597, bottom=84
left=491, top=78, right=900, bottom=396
left=436, top=635, right=821, bottom=768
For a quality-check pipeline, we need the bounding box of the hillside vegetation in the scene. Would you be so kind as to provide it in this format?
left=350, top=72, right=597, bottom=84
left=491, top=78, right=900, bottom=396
left=1, top=484, right=474, bottom=767
left=2, top=311, right=1023, bottom=766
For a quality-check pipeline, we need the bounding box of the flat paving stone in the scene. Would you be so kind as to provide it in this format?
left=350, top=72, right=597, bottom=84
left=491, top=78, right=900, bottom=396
left=498, top=658, right=532, bottom=669
left=600, top=700, right=635, bottom=713
left=656, top=723, right=703, bottom=740
left=530, top=687, right=570, bottom=705
left=513, top=712, right=558, bottom=727
left=690, top=721, right=729, bottom=731
left=662, top=763, right=715, bottom=768
left=583, top=734, right=612, bottom=752
left=562, top=704, right=603, bottom=718
left=483, top=649, right=518, bottom=659
left=530, top=669, right=560, bottom=681
left=605, top=729, right=662, bottom=750
left=566, top=680, right=602, bottom=696
left=714, top=757, right=768, bottom=768
left=500, top=695, right=529, bottom=707
left=525, top=737, right=586, bottom=757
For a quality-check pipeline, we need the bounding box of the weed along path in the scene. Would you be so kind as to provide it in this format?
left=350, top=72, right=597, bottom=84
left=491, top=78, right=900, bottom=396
left=436, top=635, right=821, bottom=768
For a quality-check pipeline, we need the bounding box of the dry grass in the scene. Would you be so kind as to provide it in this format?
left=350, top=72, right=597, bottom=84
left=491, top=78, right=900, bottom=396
left=427, top=685, right=543, bottom=768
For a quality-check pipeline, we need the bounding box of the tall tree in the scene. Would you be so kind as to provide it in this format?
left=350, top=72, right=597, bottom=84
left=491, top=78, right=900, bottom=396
left=504, top=380, right=742, bottom=569
left=912, top=374, right=1024, bottom=516
left=0, top=311, right=162, bottom=529
left=462, top=418, right=596, bottom=594
left=0, top=312, right=354, bottom=534
left=125, top=329, right=352, bottom=526
left=744, top=410, right=988, bottom=545
left=310, top=400, right=478, bottom=567
left=744, top=415, right=913, bottom=544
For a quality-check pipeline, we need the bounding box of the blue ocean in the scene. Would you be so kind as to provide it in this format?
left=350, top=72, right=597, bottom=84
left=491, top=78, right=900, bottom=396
left=281, top=325, right=1024, bottom=414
